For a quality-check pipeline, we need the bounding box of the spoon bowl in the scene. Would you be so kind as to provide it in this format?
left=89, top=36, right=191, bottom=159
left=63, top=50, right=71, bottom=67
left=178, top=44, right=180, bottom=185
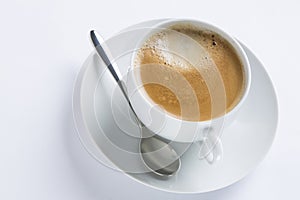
left=140, top=135, right=180, bottom=176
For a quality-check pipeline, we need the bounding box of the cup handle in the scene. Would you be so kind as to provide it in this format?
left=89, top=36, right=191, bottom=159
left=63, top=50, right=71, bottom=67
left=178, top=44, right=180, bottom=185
left=198, top=133, right=223, bottom=164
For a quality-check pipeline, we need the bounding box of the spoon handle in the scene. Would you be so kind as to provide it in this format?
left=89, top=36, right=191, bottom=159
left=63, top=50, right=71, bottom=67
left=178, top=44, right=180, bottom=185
left=90, top=30, right=120, bottom=82
left=90, top=30, right=142, bottom=126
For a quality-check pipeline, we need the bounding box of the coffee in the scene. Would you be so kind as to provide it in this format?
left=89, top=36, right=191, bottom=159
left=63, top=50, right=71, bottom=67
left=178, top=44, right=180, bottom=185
left=134, top=24, right=245, bottom=121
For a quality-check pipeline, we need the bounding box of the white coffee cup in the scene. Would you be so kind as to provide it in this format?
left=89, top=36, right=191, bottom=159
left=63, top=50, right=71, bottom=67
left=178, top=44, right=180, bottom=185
left=126, top=19, right=251, bottom=164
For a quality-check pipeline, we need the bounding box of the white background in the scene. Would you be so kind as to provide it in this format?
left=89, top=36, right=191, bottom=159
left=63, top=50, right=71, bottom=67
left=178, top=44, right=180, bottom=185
left=0, top=0, right=299, bottom=199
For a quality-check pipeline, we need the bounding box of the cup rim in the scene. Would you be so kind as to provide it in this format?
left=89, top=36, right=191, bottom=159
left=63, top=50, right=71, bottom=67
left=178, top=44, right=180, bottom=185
left=130, top=18, right=251, bottom=126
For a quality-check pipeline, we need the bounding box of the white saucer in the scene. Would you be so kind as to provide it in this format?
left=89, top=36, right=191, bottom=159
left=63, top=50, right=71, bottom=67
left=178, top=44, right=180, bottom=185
left=73, top=20, right=278, bottom=193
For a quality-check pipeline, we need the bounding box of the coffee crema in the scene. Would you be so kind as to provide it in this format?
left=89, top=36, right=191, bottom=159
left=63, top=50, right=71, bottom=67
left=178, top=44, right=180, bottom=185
left=134, top=24, right=245, bottom=121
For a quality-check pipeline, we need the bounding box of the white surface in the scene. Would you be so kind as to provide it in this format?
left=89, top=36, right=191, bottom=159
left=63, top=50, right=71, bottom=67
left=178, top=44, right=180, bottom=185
left=0, top=0, right=299, bottom=199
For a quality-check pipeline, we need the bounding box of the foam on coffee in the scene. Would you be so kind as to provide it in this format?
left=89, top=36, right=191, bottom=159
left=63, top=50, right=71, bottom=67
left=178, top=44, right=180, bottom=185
left=135, top=24, right=245, bottom=121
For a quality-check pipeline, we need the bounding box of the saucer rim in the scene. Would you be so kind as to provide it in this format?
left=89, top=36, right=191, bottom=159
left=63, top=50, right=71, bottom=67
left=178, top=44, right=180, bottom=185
left=72, top=20, right=278, bottom=194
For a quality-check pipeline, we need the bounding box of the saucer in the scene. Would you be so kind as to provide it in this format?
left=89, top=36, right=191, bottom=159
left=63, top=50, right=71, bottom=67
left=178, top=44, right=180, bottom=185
left=73, top=20, right=278, bottom=193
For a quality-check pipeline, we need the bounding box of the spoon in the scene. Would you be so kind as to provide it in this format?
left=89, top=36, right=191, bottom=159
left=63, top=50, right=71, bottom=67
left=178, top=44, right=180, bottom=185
left=90, top=30, right=180, bottom=177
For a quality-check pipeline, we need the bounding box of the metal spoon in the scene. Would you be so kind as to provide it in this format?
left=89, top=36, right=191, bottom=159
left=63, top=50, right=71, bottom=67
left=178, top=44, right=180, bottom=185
left=90, top=30, right=180, bottom=177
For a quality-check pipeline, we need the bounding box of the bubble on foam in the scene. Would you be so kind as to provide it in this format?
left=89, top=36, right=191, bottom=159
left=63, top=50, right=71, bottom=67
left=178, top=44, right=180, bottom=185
left=143, top=30, right=192, bottom=70
left=141, top=28, right=219, bottom=81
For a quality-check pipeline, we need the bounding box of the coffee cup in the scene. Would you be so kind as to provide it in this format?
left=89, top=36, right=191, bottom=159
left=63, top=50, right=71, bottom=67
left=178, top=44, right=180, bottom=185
left=125, top=19, right=251, bottom=164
